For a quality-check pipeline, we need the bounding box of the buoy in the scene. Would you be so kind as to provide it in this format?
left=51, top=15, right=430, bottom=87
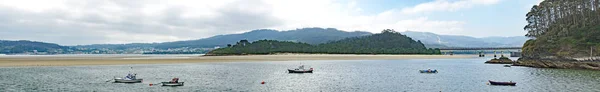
left=261, top=81, right=265, bottom=84
left=149, top=82, right=153, bottom=86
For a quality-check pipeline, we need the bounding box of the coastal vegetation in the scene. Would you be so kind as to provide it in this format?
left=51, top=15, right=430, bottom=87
left=517, top=0, right=600, bottom=70
left=206, top=29, right=441, bottom=55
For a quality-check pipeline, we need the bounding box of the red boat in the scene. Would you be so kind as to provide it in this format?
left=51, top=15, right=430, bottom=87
left=489, top=80, right=516, bottom=86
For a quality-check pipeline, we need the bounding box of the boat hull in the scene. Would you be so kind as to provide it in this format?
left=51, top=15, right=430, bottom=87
left=419, top=70, right=438, bottom=73
left=489, top=80, right=516, bottom=86
left=114, top=79, right=143, bottom=83
left=161, top=82, right=184, bottom=86
left=288, top=69, right=313, bottom=73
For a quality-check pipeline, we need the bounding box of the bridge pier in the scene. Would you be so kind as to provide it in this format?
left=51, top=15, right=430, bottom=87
left=494, top=51, right=497, bottom=59
left=478, top=51, right=485, bottom=57
left=510, top=51, right=522, bottom=57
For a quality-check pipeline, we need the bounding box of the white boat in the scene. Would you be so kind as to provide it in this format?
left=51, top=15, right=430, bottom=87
left=288, top=65, right=313, bottom=73
left=114, top=78, right=143, bottom=83
left=114, top=73, right=142, bottom=83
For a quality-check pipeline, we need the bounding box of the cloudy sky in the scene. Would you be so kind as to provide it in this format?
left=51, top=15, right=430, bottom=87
left=0, top=0, right=540, bottom=45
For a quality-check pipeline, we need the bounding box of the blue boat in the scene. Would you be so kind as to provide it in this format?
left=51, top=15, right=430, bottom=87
left=489, top=80, right=516, bottom=86
left=419, top=69, right=438, bottom=73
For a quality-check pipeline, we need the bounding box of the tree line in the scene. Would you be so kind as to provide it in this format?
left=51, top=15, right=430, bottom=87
left=524, top=0, right=600, bottom=38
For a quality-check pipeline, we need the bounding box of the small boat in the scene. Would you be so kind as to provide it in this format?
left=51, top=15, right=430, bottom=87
left=114, top=73, right=143, bottom=83
left=161, top=78, right=184, bottom=86
left=419, top=69, right=438, bottom=73
left=161, top=82, right=184, bottom=86
left=489, top=80, right=516, bottom=86
left=114, top=78, right=143, bottom=83
left=504, top=65, right=511, bottom=67
left=288, top=65, right=313, bottom=73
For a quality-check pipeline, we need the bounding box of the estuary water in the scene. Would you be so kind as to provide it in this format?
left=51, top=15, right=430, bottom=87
left=1, top=57, right=600, bottom=92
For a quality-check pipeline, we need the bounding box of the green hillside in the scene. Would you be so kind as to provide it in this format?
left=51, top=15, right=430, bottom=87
left=207, top=29, right=440, bottom=55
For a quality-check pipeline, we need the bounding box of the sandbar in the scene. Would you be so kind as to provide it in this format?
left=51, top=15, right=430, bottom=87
left=0, top=54, right=475, bottom=67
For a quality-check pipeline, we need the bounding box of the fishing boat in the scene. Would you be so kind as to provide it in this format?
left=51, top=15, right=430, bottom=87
left=161, top=78, right=184, bottom=86
left=288, top=65, right=313, bottom=73
left=114, top=73, right=143, bottom=83
left=419, top=69, right=438, bottom=73
left=488, top=80, right=516, bottom=86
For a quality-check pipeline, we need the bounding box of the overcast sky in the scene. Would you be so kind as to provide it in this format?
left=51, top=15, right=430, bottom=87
left=0, top=0, right=540, bottom=45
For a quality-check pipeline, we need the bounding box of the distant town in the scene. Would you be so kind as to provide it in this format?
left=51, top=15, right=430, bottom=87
left=6, top=47, right=218, bottom=55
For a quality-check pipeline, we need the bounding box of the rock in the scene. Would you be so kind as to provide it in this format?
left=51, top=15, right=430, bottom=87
left=485, top=57, right=514, bottom=64
left=514, top=58, right=600, bottom=70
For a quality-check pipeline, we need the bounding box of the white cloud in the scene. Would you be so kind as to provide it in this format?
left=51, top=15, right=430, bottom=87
left=0, top=0, right=498, bottom=45
left=401, top=0, right=501, bottom=14
left=0, top=0, right=282, bottom=45
left=394, top=17, right=466, bottom=34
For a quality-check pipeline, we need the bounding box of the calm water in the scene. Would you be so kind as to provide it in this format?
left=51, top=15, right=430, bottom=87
left=1, top=57, right=600, bottom=92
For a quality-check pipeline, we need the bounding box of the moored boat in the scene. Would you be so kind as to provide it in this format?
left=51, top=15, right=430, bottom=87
left=114, top=73, right=142, bottom=83
left=419, top=69, right=437, bottom=73
left=114, top=78, right=143, bottom=83
left=504, top=65, right=511, bottom=67
left=161, top=78, right=184, bottom=86
left=288, top=65, right=313, bottom=73
left=161, top=82, right=184, bottom=86
left=489, top=80, right=516, bottom=86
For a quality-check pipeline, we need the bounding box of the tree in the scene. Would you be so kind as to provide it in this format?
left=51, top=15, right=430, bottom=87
left=524, top=0, right=600, bottom=38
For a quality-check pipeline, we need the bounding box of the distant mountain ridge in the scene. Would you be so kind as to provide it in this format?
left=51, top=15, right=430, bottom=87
left=76, top=28, right=372, bottom=49
left=400, top=31, right=528, bottom=48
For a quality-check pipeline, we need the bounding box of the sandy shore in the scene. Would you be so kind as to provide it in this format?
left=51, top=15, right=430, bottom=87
left=0, top=54, right=475, bottom=67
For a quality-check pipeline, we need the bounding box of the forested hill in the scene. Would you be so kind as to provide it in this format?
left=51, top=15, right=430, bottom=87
left=206, top=29, right=440, bottom=55
left=0, top=40, right=69, bottom=54
left=521, top=0, right=600, bottom=59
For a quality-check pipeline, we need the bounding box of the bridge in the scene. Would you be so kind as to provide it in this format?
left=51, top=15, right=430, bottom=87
left=437, top=47, right=522, bottom=57
left=438, top=47, right=522, bottom=50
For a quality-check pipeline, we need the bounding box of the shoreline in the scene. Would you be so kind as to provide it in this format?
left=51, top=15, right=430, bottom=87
left=515, top=59, right=600, bottom=70
left=0, top=54, right=475, bottom=67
